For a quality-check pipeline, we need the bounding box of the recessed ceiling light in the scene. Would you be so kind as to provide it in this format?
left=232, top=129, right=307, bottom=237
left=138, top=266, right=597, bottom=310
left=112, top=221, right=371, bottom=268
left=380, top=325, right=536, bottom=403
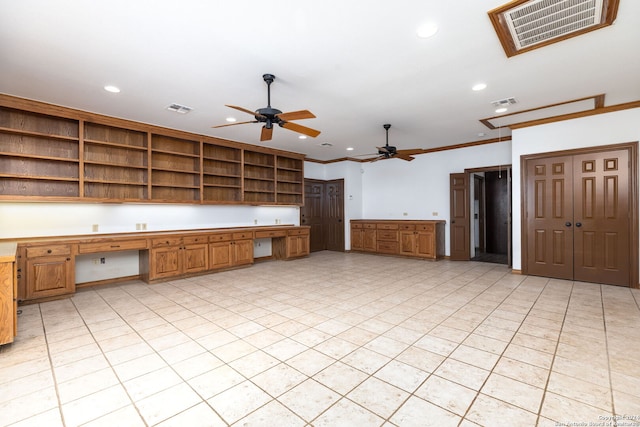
left=472, top=83, right=487, bottom=91
left=104, top=85, right=120, bottom=93
left=346, top=147, right=354, bottom=151
left=478, top=132, right=486, bottom=137
left=226, top=117, right=236, bottom=122
left=495, top=107, right=508, bottom=113
left=417, top=22, right=438, bottom=38
left=298, top=135, right=307, bottom=140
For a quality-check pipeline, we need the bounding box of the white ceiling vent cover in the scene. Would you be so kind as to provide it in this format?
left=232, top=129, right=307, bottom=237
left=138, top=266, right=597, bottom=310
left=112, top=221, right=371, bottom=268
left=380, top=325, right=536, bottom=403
left=491, top=97, right=518, bottom=108
left=505, top=0, right=603, bottom=49
left=166, top=103, right=193, bottom=114
left=488, top=0, right=618, bottom=57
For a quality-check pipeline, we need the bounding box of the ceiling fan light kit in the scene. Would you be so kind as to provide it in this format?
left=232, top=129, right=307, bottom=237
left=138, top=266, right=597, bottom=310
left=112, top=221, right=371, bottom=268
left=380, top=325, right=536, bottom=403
left=212, top=73, right=321, bottom=142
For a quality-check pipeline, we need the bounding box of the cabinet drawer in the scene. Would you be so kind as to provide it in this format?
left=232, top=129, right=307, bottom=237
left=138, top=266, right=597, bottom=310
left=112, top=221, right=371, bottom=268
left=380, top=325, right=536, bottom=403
left=255, top=229, right=287, bottom=238
left=377, top=241, right=398, bottom=254
left=152, top=237, right=182, bottom=248
left=78, top=239, right=147, bottom=254
left=26, top=245, right=71, bottom=258
left=209, top=233, right=232, bottom=242
left=377, top=230, right=398, bottom=241
left=233, top=231, right=253, bottom=240
left=377, top=223, right=398, bottom=230
left=399, top=224, right=416, bottom=231
left=287, top=228, right=309, bottom=236
left=363, top=223, right=376, bottom=229
left=416, top=224, right=435, bottom=232
left=183, top=235, right=209, bottom=245
left=351, top=223, right=363, bottom=229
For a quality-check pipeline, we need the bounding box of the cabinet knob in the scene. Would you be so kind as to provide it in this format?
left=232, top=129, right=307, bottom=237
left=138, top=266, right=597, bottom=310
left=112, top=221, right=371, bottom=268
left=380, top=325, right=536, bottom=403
left=47, top=249, right=52, bottom=254
left=575, top=222, right=582, bottom=228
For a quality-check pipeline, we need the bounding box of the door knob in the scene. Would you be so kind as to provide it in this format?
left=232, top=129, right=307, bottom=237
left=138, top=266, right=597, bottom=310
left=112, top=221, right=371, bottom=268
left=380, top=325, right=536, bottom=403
left=565, top=222, right=572, bottom=227
left=575, top=222, right=582, bottom=227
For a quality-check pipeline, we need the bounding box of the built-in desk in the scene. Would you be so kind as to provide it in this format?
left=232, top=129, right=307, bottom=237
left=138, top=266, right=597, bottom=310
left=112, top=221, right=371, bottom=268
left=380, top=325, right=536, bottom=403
left=2, top=226, right=309, bottom=304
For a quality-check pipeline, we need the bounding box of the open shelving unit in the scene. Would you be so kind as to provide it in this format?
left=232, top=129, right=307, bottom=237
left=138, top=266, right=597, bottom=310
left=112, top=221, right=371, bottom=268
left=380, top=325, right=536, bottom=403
left=0, top=96, right=306, bottom=206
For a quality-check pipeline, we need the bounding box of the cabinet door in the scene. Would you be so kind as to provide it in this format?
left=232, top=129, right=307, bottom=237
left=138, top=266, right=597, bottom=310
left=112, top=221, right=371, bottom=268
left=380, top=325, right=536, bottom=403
left=25, top=256, right=74, bottom=300
left=399, top=231, right=416, bottom=256
left=150, top=246, right=181, bottom=280
left=351, top=229, right=363, bottom=250
left=416, top=231, right=435, bottom=258
left=233, top=240, right=254, bottom=266
left=363, top=229, right=377, bottom=251
left=210, top=241, right=233, bottom=270
left=298, top=234, right=310, bottom=257
left=286, top=235, right=309, bottom=258
left=0, top=261, right=15, bottom=344
left=184, top=244, right=208, bottom=274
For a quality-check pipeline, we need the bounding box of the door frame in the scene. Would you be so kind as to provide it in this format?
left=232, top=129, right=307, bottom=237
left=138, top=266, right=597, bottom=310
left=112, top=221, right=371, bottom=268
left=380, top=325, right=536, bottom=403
left=520, top=141, right=638, bottom=288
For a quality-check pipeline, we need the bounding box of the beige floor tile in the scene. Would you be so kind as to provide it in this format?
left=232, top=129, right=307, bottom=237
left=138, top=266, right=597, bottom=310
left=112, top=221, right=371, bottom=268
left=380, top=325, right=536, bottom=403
left=481, top=372, right=544, bottom=413
left=347, top=376, right=409, bottom=419
left=61, top=384, right=131, bottom=427
left=502, top=343, right=554, bottom=369
left=285, top=348, right=335, bottom=377
left=540, top=392, right=612, bottom=425
left=0, top=369, right=55, bottom=404
left=154, top=401, right=226, bottom=427
left=341, top=347, right=391, bottom=375
left=80, top=404, right=145, bottom=427
left=363, top=335, right=409, bottom=358
left=58, top=367, right=120, bottom=404
left=547, top=371, right=612, bottom=411
left=135, top=382, right=202, bottom=426
left=251, top=363, right=308, bottom=397
left=336, top=326, right=378, bottom=346
left=413, top=334, right=458, bottom=356
left=290, top=328, right=332, bottom=347
left=314, top=397, right=384, bottom=426
left=449, top=344, right=500, bottom=371
left=235, top=399, right=306, bottom=426
left=415, top=375, right=477, bottom=416
left=395, top=346, right=445, bottom=373
left=278, top=378, right=340, bottom=422
left=207, top=380, right=272, bottom=424
left=373, top=360, right=428, bottom=393
left=434, top=358, right=490, bottom=391
left=229, top=349, right=279, bottom=378
left=390, top=395, right=460, bottom=427
left=187, top=364, right=245, bottom=399
left=123, top=366, right=183, bottom=401
left=466, top=393, right=538, bottom=427
left=313, top=361, right=368, bottom=395
left=492, top=356, right=550, bottom=388
left=0, top=387, right=59, bottom=426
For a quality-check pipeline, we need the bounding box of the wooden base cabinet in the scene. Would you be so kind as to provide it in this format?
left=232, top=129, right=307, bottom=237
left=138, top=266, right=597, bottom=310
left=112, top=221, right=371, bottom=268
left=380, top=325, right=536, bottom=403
left=351, top=223, right=376, bottom=252
left=148, top=236, right=209, bottom=281
left=209, top=232, right=253, bottom=271
left=0, top=243, right=17, bottom=345
left=286, top=229, right=310, bottom=259
left=351, top=220, right=445, bottom=260
left=23, top=244, right=75, bottom=300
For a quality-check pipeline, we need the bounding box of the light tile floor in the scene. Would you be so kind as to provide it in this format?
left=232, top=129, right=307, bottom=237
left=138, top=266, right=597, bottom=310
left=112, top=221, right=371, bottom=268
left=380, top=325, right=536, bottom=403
left=1, top=251, right=640, bottom=427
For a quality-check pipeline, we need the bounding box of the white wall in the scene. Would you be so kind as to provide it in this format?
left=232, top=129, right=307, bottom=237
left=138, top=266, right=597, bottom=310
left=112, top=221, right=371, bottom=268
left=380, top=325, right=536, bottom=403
left=0, top=203, right=299, bottom=283
left=511, top=108, right=640, bottom=272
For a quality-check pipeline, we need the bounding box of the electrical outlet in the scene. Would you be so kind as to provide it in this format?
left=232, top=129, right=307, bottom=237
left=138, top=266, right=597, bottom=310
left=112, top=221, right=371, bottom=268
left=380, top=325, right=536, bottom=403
left=403, top=212, right=408, bottom=216
left=432, top=212, right=438, bottom=216
left=92, top=258, right=100, bottom=265
left=254, top=219, right=258, bottom=225
left=92, top=224, right=99, bottom=232
left=142, top=223, right=147, bottom=230
left=136, top=223, right=141, bottom=230
left=100, top=257, right=106, bottom=264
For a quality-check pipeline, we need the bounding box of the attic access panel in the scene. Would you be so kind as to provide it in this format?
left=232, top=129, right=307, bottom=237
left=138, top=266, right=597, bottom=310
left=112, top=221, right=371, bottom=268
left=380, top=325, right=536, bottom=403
left=488, top=0, right=619, bottom=57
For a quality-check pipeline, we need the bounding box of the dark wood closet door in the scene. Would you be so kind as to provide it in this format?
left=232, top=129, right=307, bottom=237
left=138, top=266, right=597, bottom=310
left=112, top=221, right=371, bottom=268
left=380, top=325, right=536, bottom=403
left=450, top=173, right=470, bottom=260
left=525, top=156, right=574, bottom=280
left=302, top=180, right=325, bottom=252
left=573, top=149, right=629, bottom=286
left=325, top=180, right=345, bottom=252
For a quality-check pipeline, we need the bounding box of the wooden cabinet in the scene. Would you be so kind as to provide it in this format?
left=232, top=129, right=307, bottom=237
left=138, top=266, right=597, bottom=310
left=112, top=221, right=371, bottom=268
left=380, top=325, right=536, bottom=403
left=351, top=222, right=377, bottom=252
left=0, top=95, right=305, bottom=206
left=351, top=220, right=445, bottom=260
left=0, top=243, right=17, bottom=345
left=208, top=232, right=253, bottom=271
left=149, top=235, right=209, bottom=280
left=286, top=229, right=310, bottom=259
left=22, top=244, right=75, bottom=300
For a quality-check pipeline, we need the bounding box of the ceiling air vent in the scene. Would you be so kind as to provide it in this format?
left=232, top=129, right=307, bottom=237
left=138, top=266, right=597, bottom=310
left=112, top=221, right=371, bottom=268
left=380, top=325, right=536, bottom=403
left=488, top=0, right=619, bottom=57
left=491, top=97, right=518, bottom=108
left=166, top=103, right=193, bottom=114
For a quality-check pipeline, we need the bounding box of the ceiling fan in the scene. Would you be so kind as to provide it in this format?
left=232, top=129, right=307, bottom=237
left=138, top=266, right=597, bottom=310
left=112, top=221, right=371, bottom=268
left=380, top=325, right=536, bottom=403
left=372, top=124, right=417, bottom=162
left=212, top=74, right=321, bottom=142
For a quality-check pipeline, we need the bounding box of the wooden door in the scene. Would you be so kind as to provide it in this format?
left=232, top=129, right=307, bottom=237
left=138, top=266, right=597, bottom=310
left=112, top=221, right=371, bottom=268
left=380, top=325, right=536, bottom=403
left=325, top=180, right=345, bottom=251
left=486, top=171, right=509, bottom=255
left=450, top=173, right=470, bottom=260
left=301, top=179, right=345, bottom=252
left=573, top=149, right=629, bottom=285
left=302, top=180, right=325, bottom=252
left=525, top=156, right=574, bottom=280
left=523, top=145, right=634, bottom=287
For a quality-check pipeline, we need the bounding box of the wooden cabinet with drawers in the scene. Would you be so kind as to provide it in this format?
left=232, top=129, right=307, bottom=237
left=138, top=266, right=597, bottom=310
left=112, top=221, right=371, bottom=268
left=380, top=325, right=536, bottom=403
left=148, top=235, right=209, bottom=281
left=21, top=243, right=75, bottom=300
left=351, top=220, right=445, bottom=260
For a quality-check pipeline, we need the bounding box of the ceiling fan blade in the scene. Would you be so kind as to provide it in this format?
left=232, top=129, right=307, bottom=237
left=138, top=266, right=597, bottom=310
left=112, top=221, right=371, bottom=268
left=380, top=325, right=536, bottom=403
left=376, top=146, right=390, bottom=154
left=396, top=149, right=423, bottom=156
left=226, top=104, right=265, bottom=119
left=260, top=126, right=273, bottom=141
left=211, top=120, right=257, bottom=128
left=276, top=110, right=316, bottom=121
left=281, top=121, right=321, bottom=138
left=395, top=153, right=415, bottom=161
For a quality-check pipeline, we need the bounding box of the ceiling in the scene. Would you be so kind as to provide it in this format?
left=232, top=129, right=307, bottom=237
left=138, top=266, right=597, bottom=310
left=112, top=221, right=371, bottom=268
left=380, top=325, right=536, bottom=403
left=1, top=1, right=639, bottom=161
